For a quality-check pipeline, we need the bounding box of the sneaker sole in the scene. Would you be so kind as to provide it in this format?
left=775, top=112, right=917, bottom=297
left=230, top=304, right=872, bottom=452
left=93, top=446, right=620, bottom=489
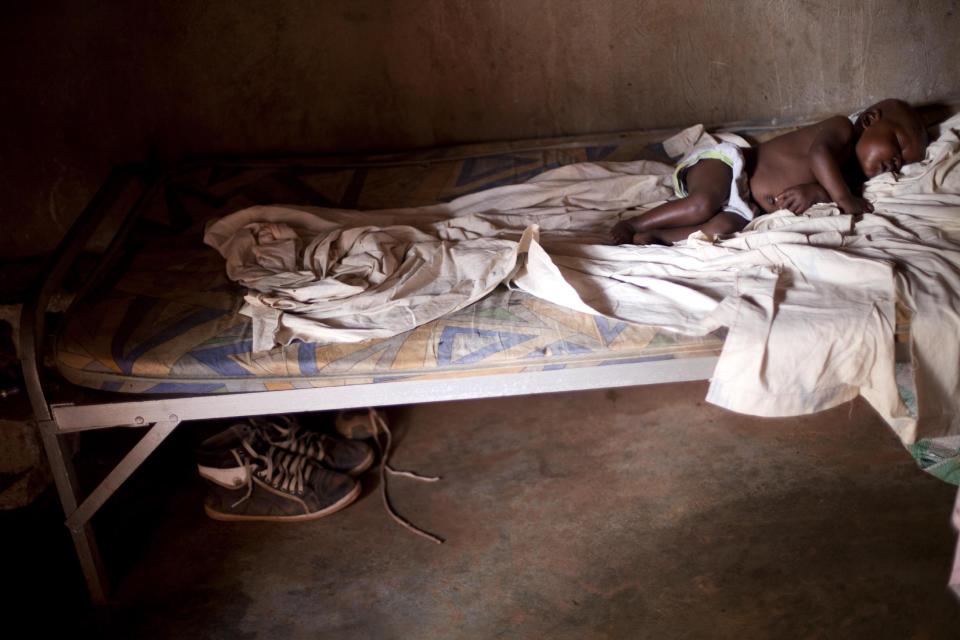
left=203, top=481, right=361, bottom=523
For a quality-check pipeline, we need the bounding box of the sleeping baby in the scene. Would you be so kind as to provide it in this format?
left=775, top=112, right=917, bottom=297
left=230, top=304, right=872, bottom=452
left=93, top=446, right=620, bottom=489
left=610, top=98, right=929, bottom=245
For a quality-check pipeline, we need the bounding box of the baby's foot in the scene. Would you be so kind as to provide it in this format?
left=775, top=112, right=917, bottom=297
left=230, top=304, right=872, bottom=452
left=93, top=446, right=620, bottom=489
left=631, top=231, right=657, bottom=245
left=611, top=221, right=639, bottom=245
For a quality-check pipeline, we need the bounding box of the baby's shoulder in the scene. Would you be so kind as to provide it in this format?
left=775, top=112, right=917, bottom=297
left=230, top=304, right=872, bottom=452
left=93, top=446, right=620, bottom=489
left=817, top=115, right=856, bottom=137
left=800, top=115, right=856, bottom=148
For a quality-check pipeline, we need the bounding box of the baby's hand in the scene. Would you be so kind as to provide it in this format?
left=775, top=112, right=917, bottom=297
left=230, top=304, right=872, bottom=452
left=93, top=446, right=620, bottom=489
left=775, top=184, right=827, bottom=214
left=837, top=196, right=874, bottom=214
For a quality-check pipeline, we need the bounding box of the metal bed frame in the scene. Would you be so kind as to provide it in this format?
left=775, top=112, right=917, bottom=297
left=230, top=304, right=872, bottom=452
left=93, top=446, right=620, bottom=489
left=19, top=163, right=724, bottom=604
left=21, top=154, right=960, bottom=603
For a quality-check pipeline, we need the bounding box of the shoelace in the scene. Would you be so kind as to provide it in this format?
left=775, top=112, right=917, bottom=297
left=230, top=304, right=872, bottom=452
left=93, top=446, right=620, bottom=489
left=229, top=438, right=315, bottom=508
left=366, top=408, right=444, bottom=544
left=243, top=411, right=444, bottom=543
left=258, top=416, right=328, bottom=461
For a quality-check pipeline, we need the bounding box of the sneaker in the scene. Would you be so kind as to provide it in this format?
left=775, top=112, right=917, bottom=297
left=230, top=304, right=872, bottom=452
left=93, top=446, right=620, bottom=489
left=196, top=424, right=360, bottom=522
left=335, top=409, right=381, bottom=440
left=250, top=416, right=374, bottom=476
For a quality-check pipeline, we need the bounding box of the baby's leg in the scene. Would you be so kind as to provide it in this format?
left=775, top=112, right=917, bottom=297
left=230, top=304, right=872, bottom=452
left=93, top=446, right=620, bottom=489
left=635, top=211, right=747, bottom=245
left=611, top=159, right=733, bottom=244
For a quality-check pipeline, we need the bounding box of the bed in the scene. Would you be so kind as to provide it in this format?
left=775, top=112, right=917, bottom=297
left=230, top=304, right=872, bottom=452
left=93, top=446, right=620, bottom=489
left=20, top=121, right=957, bottom=603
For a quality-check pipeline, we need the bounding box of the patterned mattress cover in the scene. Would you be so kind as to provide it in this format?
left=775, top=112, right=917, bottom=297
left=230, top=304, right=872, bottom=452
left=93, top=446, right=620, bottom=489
left=57, top=127, right=897, bottom=395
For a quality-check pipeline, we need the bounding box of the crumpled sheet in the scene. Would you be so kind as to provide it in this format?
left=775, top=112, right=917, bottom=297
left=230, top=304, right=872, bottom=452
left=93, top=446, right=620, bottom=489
left=205, top=117, right=960, bottom=450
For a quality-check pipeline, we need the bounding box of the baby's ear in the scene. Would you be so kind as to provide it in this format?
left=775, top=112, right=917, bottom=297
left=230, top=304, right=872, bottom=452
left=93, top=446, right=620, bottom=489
left=859, top=108, right=881, bottom=127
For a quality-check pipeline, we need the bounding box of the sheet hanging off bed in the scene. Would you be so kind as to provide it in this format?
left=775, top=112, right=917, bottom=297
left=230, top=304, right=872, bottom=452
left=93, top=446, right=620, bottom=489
left=205, top=118, right=960, bottom=451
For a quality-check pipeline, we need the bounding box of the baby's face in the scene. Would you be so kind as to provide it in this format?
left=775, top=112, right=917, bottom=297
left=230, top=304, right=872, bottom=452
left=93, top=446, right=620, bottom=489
left=855, top=113, right=926, bottom=179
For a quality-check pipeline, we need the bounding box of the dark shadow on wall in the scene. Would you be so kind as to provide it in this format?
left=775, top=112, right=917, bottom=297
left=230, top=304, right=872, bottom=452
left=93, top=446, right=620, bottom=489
left=3, top=0, right=960, bottom=265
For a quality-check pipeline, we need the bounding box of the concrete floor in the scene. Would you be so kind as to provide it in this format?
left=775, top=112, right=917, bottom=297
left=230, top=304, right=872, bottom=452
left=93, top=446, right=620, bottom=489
left=9, top=381, right=960, bottom=637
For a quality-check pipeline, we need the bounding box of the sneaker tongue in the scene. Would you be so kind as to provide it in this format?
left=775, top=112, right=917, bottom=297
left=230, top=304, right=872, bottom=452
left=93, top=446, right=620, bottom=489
left=255, top=418, right=289, bottom=438
left=245, top=419, right=285, bottom=446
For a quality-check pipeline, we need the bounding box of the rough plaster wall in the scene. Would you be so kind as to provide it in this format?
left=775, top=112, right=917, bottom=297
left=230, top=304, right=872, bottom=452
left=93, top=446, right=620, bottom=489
left=3, top=0, right=959, bottom=260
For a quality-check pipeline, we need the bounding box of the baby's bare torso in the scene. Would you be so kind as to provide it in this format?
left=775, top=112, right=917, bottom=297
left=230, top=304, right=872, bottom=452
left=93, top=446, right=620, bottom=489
left=747, top=120, right=853, bottom=213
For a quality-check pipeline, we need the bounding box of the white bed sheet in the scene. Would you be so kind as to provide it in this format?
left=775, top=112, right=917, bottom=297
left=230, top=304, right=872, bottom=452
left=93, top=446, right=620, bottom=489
left=205, top=118, right=960, bottom=449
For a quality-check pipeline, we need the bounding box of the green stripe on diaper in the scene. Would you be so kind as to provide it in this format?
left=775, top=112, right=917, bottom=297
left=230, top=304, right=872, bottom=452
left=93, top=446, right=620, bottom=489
left=673, top=150, right=736, bottom=197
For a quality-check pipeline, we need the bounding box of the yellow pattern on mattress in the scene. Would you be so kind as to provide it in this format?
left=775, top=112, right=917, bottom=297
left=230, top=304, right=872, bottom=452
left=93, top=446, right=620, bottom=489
left=53, top=129, right=783, bottom=394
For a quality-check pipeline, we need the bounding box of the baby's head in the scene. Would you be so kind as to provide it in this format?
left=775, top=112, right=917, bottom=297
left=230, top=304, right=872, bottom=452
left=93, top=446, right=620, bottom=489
left=854, top=99, right=928, bottom=178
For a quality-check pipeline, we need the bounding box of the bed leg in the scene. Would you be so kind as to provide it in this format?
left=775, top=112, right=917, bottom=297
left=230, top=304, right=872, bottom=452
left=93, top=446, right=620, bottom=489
left=64, top=418, right=181, bottom=533
left=39, top=426, right=110, bottom=605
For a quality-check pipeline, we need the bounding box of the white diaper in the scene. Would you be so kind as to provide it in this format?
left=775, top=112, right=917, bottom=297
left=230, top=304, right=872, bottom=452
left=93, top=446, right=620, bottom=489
left=672, top=142, right=757, bottom=222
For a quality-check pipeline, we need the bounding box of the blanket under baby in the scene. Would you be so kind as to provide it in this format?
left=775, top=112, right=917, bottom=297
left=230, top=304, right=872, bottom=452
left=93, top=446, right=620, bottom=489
left=204, top=116, right=960, bottom=455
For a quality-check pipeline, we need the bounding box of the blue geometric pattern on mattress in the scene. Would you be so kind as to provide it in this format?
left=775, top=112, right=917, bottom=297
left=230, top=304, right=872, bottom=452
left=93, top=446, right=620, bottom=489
left=56, top=134, right=727, bottom=394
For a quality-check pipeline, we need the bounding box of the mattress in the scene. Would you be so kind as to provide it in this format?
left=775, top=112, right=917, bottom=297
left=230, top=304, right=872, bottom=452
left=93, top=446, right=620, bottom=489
left=54, top=127, right=903, bottom=395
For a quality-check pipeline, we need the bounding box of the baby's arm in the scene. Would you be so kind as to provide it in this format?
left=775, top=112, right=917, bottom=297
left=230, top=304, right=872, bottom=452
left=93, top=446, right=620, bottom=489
left=808, top=117, right=873, bottom=214
left=774, top=183, right=829, bottom=214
